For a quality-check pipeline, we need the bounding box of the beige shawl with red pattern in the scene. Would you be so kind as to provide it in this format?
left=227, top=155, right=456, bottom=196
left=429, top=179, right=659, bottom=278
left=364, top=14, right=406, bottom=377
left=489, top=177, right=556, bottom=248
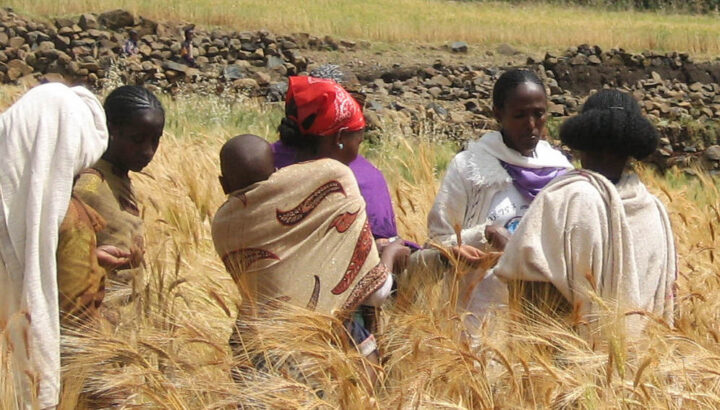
left=212, top=158, right=388, bottom=318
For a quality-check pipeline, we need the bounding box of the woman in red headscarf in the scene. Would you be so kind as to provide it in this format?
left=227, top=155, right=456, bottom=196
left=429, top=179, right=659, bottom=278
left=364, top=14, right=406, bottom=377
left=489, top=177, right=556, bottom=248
left=213, top=76, right=409, bottom=387
left=273, top=73, right=413, bottom=249
left=276, top=76, right=368, bottom=166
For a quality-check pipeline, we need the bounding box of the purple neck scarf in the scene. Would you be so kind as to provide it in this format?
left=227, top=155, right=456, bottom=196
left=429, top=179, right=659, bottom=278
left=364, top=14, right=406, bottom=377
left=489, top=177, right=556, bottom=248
left=500, top=161, right=567, bottom=201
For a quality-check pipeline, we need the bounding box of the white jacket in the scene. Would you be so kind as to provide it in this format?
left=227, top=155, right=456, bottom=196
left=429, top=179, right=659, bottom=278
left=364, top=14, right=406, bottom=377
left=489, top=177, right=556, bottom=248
left=428, top=131, right=573, bottom=248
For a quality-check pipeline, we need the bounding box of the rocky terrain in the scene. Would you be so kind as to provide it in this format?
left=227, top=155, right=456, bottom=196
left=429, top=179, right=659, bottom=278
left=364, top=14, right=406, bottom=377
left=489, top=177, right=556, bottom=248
left=1, top=7, right=719, bottom=171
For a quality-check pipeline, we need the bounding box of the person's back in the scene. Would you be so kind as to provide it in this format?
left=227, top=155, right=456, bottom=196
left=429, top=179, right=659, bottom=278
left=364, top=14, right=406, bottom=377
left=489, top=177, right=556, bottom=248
left=272, top=140, right=399, bottom=240
left=213, top=157, right=372, bottom=315
left=493, top=89, right=675, bottom=335
left=617, top=173, right=675, bottom=315
left=213, top=133, right=397, bottom=316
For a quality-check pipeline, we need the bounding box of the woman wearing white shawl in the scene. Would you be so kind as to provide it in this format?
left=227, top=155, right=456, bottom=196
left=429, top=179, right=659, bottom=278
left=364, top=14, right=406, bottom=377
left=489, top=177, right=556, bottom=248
left=426, top=70, right=572, bottom=319
left=493, top=89, right=676, bottom=336
left=428, top=69, right=572, bottom=249
left=0, top=83, right=108, bottom=409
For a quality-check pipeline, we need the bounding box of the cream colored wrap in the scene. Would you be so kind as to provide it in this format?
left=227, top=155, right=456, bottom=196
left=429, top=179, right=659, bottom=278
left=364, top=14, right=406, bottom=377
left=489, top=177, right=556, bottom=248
left=493, top=169, right=676, bottom=335
left=212, top=158, right=388, bottom=318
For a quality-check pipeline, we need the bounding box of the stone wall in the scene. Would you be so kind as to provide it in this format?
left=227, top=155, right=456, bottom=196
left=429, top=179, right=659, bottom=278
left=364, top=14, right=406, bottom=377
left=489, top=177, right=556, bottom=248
left=1, top=7, right=719, bottom=171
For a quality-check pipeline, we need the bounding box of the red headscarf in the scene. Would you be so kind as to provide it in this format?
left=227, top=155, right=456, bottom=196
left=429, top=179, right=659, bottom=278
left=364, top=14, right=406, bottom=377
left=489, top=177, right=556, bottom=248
left=285, top=76, right=365, bottom=137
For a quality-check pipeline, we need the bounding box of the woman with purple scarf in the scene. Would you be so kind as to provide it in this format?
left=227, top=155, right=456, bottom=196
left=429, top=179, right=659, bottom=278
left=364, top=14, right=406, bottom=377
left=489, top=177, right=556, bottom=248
left=428, top=69, right=572, bottom=251
left=425, top=70, right=572, bottom=326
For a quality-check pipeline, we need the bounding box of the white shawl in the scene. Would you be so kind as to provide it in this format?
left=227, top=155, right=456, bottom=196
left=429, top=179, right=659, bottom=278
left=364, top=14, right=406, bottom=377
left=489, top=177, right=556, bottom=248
left=493, top=170, right=676, bottom=335
left=0, top=83, right=108, bottom=409
left=428, top=131, right=572, bottom=247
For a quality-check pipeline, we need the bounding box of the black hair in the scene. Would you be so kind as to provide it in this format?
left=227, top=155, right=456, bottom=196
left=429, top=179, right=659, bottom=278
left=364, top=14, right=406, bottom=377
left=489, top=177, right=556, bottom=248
left=278, top=96, right=320, bottom=151
left=492, top=69, right=545, bottom=109
left=104, top=85, right=165, bottom=128
left=560, top=89, right=658, bottom=160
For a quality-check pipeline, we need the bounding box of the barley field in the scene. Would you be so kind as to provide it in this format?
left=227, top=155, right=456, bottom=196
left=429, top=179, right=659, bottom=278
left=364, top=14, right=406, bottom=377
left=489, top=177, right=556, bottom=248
left=1, top=75, right=719, bottom=408
left=7, top=0, right=720, bottom=56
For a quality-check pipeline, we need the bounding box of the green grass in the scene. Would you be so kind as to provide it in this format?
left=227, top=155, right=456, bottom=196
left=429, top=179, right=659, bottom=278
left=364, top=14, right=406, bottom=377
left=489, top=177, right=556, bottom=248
left=8, top=0, right=720, bottom=56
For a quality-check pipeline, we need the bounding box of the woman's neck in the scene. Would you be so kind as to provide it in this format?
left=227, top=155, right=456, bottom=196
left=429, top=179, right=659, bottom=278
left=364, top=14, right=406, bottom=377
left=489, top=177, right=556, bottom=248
left=501, top=131, right=536, bottom=157
left=581, top=153, right=628, bottom=183
left=294, top=147, right=318, bottom=163
left=101, top=153, right=129, bottom=176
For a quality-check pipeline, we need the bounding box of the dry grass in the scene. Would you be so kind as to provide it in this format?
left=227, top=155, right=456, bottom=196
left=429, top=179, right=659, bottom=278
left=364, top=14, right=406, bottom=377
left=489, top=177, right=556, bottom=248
left=7, top=0, right=720, bottom=56
left=0, top=80, right=719, bottom=408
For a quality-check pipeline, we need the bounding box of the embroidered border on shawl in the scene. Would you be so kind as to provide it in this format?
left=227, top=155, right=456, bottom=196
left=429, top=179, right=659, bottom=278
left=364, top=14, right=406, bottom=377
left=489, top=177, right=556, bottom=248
left=276, top=180, right=346, bottom=225
left=340, top=263, right=390, bottom=313
left=331, top=220, right=373, bottom=295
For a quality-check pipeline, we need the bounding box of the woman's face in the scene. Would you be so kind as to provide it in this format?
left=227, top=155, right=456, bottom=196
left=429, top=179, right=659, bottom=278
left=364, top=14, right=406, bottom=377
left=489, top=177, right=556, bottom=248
left=494, top=82, right=547, bottom=157
left=106, top=109, right=165, bottom=172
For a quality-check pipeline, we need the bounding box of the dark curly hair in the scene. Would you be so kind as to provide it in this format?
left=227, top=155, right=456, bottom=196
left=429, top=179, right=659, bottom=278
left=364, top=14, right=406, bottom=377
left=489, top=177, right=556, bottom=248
left=492, top=69, right=545, bottom=110
left=560, top=89, right=658, bottom=160
left=104, top=85, right=164, bottom=128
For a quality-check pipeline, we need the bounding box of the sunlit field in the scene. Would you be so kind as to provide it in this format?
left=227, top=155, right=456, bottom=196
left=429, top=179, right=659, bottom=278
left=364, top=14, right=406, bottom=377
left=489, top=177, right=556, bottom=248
left=1, top=75, right=719, bottom=408
left=7, top=0, right=720, bottom=56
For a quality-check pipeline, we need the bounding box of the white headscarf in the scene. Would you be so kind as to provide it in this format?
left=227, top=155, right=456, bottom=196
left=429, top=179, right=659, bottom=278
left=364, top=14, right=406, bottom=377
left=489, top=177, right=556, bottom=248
left=0, top=83, right=108, bottom=409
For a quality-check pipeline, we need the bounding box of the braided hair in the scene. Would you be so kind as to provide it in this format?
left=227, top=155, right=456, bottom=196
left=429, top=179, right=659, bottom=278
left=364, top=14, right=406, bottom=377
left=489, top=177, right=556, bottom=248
left=492, top=69, right=545, bottom=110
left=104, top=85, right=164, bottom=128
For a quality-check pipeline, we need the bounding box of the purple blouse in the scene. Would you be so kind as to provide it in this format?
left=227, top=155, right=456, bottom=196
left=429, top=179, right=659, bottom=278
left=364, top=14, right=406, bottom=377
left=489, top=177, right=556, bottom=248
left=271, top=141, right=399, bottom=239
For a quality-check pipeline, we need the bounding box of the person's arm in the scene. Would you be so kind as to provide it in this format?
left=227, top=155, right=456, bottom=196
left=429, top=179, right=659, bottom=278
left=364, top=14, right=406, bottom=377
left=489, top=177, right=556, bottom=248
left=57, top=198, right=111, bottom=325
left=362, top=241, right=409, bottom=307
left=427, top=154, right=487, bottom=247
left=361, top=273, right=393, bottom=307
left=484, top=225, right=511, bottom=251
left=351, top=157, right=399, bottom=240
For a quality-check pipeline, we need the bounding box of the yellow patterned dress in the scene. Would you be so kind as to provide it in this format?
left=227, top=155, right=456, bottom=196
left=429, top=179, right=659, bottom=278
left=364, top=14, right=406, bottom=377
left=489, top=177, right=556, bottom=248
left=57, top=196, right=106, bottom=326
left=72, top=159, right=145, bottom=295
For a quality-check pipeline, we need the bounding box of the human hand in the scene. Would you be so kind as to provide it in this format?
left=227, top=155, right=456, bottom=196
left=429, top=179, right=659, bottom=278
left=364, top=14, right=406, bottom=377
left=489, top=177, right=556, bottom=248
left=375, top=238, right=391, bottom=255
left=450, top=244, right=488, bottom=268
left=95, top=245, right=131, bottom=269
left=484, top=225, right=511, bottom=251
left=380, top=240, right=411, bottom=274
left=450, top=244, right=501, bottom=270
